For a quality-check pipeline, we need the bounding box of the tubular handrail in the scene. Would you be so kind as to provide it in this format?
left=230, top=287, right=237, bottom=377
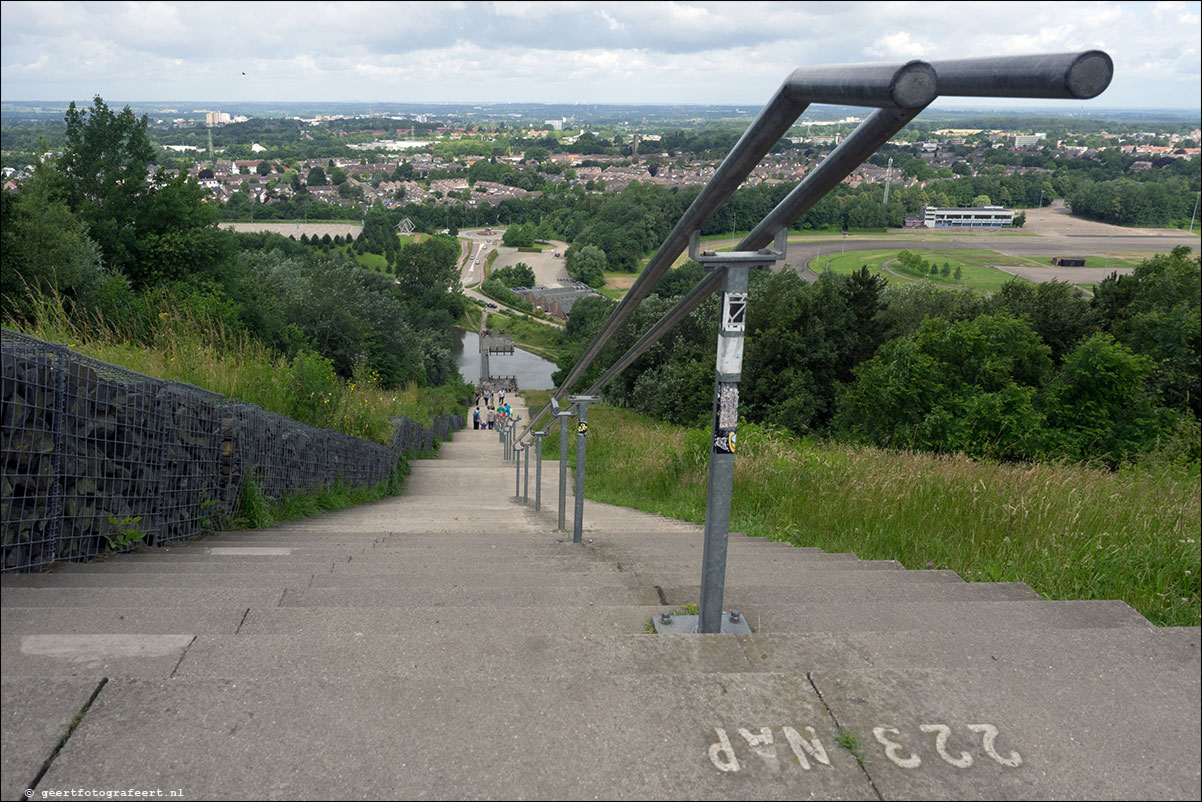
left=516, top=51, right=1112, bottom=440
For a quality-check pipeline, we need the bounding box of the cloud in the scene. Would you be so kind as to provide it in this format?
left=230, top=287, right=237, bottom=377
left=865, top=31, right=938, bottom=60
left=1, top=1, right=1198, bottom=106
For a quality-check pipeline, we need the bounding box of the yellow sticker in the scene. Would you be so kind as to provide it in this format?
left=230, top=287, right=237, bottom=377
left=578, top=422, right=588, bottom=435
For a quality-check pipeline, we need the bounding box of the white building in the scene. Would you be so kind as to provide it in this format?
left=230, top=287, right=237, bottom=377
left=922, top=206, right=1015, bottom=228
left=1013, top=133, right=1047, bottom=147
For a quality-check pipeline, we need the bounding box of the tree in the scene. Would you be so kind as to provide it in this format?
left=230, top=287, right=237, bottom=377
left=256, top=161, right=272, bottom=176
left=491, top=263, right=536, bottom=288
left=60, top=96, right=155, bottom=274
left=307, top=166, right=327, bottom=186
left=394, top=234, right=461, bottom=298
left=502, top=224, right=535, bottom=248
left=565, top=244, right=607, bottom=288
left=523, top=146, right=549, bottom=164
left=0, top=165, right=105, bottom=318
left=972, top=194, right=992, bottom=207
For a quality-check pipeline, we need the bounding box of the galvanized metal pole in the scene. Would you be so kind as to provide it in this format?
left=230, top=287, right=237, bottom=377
left=557, top=410, right=574, bottom=530
left=689, top=230, right=785, bottom=634
left=522, top=439, right=530, bottom=503
left=569, top=396, right=600, bottom=544
left=699, top=264, right=749, bottom=633
left=514, top=441, right=522, bottom=498
left=533, top=431, right=546, bottom=511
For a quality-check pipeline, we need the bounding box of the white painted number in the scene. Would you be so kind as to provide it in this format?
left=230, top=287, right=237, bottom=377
left=968, top=724, right=1022, bottom=767
left=873, top=727, right=922, bottom=769
left=709, top=722, right=1018, bottom=774
left=920, top=724, right=974, bottom=768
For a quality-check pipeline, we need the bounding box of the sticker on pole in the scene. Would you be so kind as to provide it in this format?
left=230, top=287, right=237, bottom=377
left=718, top=384, right=739, bottom=430
left=577, top=422, right=588, bottom=436
left=713, top=428, right=737, bottom=454
left=723, top=292, right=747, bottom=332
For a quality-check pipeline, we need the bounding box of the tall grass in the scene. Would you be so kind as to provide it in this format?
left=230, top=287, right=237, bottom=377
left=531, top=395, right=1199, bottom=626
left=8, top=288, right=467, bottom=445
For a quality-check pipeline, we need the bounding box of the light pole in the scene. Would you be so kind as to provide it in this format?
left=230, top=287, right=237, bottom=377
left=1190, top=192, right=1200, bottom=235
left=1035, top=189, right=1044, bottom=235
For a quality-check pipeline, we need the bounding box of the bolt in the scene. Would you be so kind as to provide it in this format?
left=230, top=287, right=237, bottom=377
left=729, top=609, right=742, bottom=623
left=660, top=611, right=672, bottom=624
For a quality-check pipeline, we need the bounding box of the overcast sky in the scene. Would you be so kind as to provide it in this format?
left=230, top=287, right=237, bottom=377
left=2, top=1, right=1199, bottom=110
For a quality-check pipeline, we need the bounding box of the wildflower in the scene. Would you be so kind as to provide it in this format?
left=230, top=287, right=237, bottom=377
left=925, top=562, right=934, bottom=568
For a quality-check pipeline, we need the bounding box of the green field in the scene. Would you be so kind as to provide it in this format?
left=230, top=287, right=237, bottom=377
left=808, top=248, right=1023, bottom=292
left=523, top=392, right=1200, bottom=627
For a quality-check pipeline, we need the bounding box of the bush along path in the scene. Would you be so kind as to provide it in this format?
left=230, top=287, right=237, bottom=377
left=1, top=395, right=1198, bottom=800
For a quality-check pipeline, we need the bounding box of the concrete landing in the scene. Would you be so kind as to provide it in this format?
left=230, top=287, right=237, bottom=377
left=2, top=401, right=1198, bottom=801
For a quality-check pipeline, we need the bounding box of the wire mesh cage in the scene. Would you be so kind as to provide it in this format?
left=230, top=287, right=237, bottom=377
left=2, top=329, right=464, bottom=572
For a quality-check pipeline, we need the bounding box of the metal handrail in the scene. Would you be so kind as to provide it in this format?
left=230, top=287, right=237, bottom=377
left=516, top=51, right=1112, bottom=441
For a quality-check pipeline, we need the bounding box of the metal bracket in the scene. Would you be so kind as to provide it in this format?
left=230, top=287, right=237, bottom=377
left=688, top=228, right=787, bottom=270
left=652, top=610, right=752, bottom=635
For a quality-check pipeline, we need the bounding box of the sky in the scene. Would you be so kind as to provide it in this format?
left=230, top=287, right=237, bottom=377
left=2, top=1, right=1200, bottom=110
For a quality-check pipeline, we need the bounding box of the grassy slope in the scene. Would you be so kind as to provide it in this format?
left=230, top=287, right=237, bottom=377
left=524, top=393, right=1200, bottom=627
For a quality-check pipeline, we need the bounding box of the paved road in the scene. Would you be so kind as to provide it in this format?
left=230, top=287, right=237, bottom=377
left=460, top=229, right=573, bottom=288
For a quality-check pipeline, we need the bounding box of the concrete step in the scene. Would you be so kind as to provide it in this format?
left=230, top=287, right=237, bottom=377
left=0, top=587, right=284, bottom=608
left=0, top=606, right=250, bottom=636
left=277, top=584, right=660, bottom=607
left=0, top=569, right=639, bottom=590
left=738, top=626, right=1200, bottom=672
left=718, top=599, right=1152, bottom=634
left=676, top=581, right=1042, bottom=607
left=808, top=659, right=1198, bottom=801
left=27, top=663, right=1198, bottom=801
left=30, top=673, right=871, bottom=801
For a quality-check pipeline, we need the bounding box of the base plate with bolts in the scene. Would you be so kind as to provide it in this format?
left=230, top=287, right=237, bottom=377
left=651, top=609, right=752, bottom=635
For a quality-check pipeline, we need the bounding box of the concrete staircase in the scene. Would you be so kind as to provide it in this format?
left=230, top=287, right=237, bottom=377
left=3, top=397, right=1199, bottom=800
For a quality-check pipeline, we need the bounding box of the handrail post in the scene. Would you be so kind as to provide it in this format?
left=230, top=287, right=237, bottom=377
left=514, top=440, right=523, bottom=498
left=556, top=409, right=576, bottom=530
left=691, top=231, right=785, bottom=633
left=522, top=439, right=530, bottom=503
left=533, top=431, right=546, bottom=511
left=568, top=396, right=600, bottom=544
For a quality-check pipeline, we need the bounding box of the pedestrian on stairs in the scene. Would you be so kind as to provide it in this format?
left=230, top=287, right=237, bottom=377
left=472, top=409, right=480, bottom=429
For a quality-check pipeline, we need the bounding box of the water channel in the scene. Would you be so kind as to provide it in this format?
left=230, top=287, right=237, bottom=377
left=452, top=329, right=559, bottom=390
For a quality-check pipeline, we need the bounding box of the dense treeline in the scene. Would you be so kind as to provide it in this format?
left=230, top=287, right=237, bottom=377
left=554, top=248, right=1200, bottom=466
left=1, top=97, right=465, bottom=395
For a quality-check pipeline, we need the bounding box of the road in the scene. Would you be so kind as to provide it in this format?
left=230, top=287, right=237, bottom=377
left=458, top=229, right=572, bottom=289
left=454, top=228, right=566, bottom=328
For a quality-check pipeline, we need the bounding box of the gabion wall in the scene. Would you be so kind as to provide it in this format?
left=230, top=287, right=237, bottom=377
left=1, top=329, right=464, bottom=571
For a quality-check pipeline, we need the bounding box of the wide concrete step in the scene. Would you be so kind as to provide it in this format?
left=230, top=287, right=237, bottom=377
left=276, top=584, right=660, bottom=607
left=27, top=673, right=873, bottom=801
left=685, top=581, right=1042, bottom=606
left=721, top=599, right=1152, bottom=633
left=3, top=632, right=759, bottom=682
left=21, top=664, right=1197, bottom=801
left=0, top=606, right=250, bottom=636
left=0, top=568, right=641, bottom=590
left=738, top=626, right=1200, bottom=672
